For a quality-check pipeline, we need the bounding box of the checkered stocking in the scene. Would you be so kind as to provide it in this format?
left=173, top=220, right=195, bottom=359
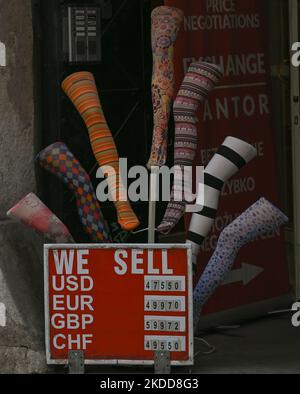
left=37, top=142, right=111, bottom=243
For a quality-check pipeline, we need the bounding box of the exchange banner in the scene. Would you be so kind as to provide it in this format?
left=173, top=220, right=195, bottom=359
left=165, top=0, right=291, bottom=318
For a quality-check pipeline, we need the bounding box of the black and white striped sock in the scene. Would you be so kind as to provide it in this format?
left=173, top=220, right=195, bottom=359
left=187, top=136, right=257, bottom=265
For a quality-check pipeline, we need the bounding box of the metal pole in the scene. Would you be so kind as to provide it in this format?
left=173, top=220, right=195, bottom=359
left=146, top=2, right=170, bottom=373
left=149, top=167, right=171, bottom=373
left=289, top=0, right=300, bottom=299
left=148, top=167, right=159, bottom=243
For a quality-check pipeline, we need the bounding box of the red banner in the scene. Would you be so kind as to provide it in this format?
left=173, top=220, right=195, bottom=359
left=165, top=0, right=290, bottom=316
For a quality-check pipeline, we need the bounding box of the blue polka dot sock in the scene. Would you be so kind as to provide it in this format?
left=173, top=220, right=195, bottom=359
left=193, top=197, right=288, bottom=329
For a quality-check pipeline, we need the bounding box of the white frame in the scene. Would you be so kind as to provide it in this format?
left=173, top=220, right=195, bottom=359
left=289, top=0, right=300, bottom=299
left=44, top=244, right=193, bottom=366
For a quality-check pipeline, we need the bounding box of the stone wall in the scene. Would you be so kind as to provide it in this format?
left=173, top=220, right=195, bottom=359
left=0, top=0, right=47, bottom=373
left=0, top=0, right=36, bottom=218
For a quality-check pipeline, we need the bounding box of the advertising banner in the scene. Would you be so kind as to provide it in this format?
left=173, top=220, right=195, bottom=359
left=165, top=0, right=290, bottom=317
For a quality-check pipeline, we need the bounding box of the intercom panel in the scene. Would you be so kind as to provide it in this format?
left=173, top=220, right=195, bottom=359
left=63, top=5, right=101, bottom=63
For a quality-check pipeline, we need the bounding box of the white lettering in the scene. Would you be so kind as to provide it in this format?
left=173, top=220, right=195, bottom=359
left=132, top=250, right=144, bottom=274
left=114, top=250, right=128, bottom=275
left=77, top=250, right=89, bottom=274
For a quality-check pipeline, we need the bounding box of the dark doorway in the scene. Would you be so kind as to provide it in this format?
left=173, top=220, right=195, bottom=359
left=32, top=0, right=172, bottom=243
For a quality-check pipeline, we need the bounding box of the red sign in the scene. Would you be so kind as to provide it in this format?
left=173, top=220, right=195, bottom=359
left=44, top=244, right=193, bottom=365
left=165, top=0, right=290, bottom=315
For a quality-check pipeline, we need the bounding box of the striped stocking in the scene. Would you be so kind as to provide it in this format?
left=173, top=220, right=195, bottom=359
left=157, top=62, right=224, bottom=234
left=147, top=6, right=184, bottom=169
left=187, top=137, right=257, bottom=265
left=62, top=71, right=140, bottom=232
left=7, top=193, right=74, bottom=243
left=193, top=198, right=288, bottom=328
left=37, top=142, right=111, bottom=243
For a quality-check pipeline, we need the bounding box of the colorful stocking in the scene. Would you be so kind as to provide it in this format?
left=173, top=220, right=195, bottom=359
left=62, top=71, right=139, bottom=232
left=187, top=137, right=257, bottom=264
left=37, top=142, right=111, bottom=243
left=158, top=62, right=223, bottom=233
left=193, top=198, right=288, bottom=328
left=147, top=6, right=184, bottom=169
left=7, top=193, right=74, bottom=243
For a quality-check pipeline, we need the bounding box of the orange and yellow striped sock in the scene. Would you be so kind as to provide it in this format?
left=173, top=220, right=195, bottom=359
left=62, top=71, right=140, bottom=232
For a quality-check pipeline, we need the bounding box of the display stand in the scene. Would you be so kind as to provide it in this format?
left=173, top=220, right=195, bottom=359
left=154, top=351, right=171, bottom=374
left=63, top=167, right=171, bottom=375
left=64, top=167, right=174, bottom=374
left=68, top=350, right=85, bottom=374
left=148, top=167, right=171, bottom=374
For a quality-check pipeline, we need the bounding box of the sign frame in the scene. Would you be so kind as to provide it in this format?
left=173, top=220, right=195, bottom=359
left=44, top=244, right=193, bottom=366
